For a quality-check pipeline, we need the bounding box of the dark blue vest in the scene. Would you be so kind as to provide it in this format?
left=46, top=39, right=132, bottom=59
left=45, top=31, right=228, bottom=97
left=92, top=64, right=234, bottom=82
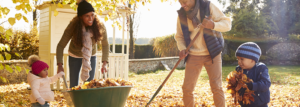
left=177, top=0, right=224, bottom=63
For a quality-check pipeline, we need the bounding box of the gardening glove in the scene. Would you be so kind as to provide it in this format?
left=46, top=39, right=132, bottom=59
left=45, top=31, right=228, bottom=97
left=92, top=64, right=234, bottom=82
left=37, top=97, right=45, bottom=105
left=238, top=87, right=246, bottom=97
left=246, top=83, right=253, bottom=90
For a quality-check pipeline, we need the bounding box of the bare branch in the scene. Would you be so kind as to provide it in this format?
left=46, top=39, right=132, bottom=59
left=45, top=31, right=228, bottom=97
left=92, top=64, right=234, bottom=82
left=0, top=20, right=8, bottom=26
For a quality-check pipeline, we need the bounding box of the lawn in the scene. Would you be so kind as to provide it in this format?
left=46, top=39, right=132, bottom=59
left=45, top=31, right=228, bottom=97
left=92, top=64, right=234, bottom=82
left=126, top=65, right=300, bottom=106
left=0, top=66, right=299, bottom=107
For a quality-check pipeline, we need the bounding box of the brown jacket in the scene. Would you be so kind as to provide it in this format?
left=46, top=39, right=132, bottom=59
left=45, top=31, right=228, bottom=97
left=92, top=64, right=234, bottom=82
left=56, top=17, right=109, bottom=64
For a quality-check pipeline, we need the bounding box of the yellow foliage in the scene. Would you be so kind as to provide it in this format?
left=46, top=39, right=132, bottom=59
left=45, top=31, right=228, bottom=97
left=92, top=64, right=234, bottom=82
left=15, top=13, right=22, bottom=20
left=105, top=16, right=109, bottom=21
left=20, top=3, right=25, bottom=10
left=22, top=16, right=28, bottom=22
left=5, top=29, right=13, bottom=37
left=24, top=0, right=29, bottom=3
left=15, top=5, right=21, bottom=10
left=0, top=26, right=4, bottom=32
left=130, top=0, right=135, bottom=5
left=0, top=54, right=3, bottom=62
left=25, top=4, right=32, bottom=11
left=58, top=3, right=64, bottom=8
left=8, top=18, right=15, bottom=26
left=54, top=9, right=59, bottom=16
left=1, top=7, right=10, bottom=15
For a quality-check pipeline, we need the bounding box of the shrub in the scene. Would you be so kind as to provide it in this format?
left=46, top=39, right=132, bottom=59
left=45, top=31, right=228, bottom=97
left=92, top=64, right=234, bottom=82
left=153, top=34, right=179, bottom=57
left=0, top=28, right=39, bottom=60
left=0, top=27, right=38, bottom=84
left=288, top=34, right=300, bottom=42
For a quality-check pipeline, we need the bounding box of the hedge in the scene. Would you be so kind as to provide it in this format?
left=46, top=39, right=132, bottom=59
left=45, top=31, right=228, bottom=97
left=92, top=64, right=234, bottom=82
left=109, top=44, right=158, bottom=59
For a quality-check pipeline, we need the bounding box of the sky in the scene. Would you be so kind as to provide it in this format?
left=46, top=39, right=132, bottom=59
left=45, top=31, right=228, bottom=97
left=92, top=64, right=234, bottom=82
left=134, top=0, right=227, bottom=38
left=0, top=0, right=34, bottom=32
left=0, top=0, right=228, bottom=39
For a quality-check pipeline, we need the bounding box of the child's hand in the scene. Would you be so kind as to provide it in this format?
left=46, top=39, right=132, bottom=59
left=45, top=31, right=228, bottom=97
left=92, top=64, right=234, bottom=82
left=37, top=97, right=45, bottom=105
left=57, top=72, right=65, bottom=78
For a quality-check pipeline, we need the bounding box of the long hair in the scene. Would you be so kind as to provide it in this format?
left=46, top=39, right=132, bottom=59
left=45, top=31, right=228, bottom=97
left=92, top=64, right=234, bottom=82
left=70, top=15, right=103, bottom=48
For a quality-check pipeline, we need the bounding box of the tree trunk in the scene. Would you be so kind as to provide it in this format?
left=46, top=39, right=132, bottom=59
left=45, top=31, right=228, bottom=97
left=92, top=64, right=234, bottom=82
left=129, top=14, right=135, bottom=59
left=128, top=4, right=135, bottom=59
left=33, top=0, right=38, bottom=26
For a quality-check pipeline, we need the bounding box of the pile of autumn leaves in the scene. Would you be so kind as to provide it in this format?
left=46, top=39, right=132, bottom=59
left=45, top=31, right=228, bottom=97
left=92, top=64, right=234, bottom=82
left=226, top=70, right=255, bottom=105
left=71, top=78, right=132, bottom=90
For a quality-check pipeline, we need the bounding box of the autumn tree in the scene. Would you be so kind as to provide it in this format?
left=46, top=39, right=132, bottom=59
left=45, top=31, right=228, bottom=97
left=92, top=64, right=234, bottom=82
left=128, top=3, right=141, bottom=59
left=260, top=0, right=300, bottom=36
left=217, top=0, right=272, bottom=38
left=218, top=0, right=300, bottom=38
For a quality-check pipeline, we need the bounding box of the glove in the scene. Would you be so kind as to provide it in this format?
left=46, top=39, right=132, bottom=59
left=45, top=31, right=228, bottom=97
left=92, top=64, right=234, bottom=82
left=238, top=88, right=246, bottom=97
left=246, top=83, right=253, bottom=90
left=57, top=72, right=65, bottom=78
left=37, top=97, right=45, bottom=105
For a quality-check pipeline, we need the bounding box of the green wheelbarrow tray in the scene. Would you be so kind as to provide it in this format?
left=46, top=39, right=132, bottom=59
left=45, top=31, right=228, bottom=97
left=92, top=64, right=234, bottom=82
left=67, top=86, right=132, bottom=107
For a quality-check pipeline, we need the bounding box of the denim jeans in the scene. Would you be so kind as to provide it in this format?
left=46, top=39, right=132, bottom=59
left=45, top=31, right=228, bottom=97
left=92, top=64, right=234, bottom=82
left=69, top=55, right=96, bottom=88
left=31, top=102, right=49, bottom=107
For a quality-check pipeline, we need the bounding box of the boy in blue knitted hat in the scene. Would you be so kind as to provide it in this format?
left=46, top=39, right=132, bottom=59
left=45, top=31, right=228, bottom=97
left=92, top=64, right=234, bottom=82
left=235, top=42, right=271, bottom=107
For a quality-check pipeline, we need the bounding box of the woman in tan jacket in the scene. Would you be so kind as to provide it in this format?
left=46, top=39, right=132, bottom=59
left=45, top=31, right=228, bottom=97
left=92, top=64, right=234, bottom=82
left=27, top=55, right=64, bottom=107
left=56, top=0, right=109, bottom=88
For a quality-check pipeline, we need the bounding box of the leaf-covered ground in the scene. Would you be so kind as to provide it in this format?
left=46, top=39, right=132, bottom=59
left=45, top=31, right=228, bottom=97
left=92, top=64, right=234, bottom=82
left=0, top=66, right=300, bottom=107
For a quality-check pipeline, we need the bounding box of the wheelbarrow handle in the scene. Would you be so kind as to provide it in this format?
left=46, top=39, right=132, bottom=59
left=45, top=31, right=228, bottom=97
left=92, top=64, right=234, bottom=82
left=62, top=75, right=69, bottom=89
left=102, top=67, right=108, bottom=79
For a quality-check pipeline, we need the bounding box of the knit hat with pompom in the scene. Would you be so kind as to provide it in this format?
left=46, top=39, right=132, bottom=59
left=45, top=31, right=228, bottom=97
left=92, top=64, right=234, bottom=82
left=28, top=55, right=49, bottom=75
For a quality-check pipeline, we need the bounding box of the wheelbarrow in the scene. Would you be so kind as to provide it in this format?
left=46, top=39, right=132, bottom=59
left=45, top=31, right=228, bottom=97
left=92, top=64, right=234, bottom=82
left=67, top=86, right=132, bottom=107
left=62, top=73, right=132, bottom=107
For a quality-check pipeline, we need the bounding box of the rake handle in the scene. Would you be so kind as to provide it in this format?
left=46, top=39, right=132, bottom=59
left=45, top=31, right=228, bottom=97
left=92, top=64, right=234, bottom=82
left=145, top=24, right=205, bottom=107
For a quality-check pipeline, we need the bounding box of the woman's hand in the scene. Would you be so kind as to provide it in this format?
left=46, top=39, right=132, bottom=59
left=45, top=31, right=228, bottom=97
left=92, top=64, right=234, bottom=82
left=57, top=63, right=64, bottom=74
left=101, top=61, right=108, bottom=74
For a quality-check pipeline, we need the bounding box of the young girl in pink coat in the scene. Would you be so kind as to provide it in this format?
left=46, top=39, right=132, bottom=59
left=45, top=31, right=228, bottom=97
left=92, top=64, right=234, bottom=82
left=27, top=55, right=64, bottom=107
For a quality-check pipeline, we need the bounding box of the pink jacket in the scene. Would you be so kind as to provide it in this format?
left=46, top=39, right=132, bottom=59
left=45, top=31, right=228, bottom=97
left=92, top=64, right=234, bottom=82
left=27, top=72, right=64, bottom=103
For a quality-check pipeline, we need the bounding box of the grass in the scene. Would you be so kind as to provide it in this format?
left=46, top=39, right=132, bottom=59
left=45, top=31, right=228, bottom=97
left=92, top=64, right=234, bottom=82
left=195, top=65, right=300, bottom=85
left=133, top=66, right=300, bottom=85
left=134, top=66, right=300, bottom=84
